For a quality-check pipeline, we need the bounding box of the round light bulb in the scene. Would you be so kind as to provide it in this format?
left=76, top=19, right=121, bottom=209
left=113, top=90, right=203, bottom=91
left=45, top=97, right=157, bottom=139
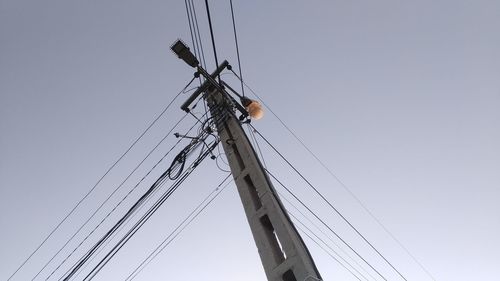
left=246, top=100, right=264, bottom=120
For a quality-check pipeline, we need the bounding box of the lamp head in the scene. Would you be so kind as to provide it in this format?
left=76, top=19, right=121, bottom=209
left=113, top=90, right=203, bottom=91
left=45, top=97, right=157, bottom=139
left=170, top=40, right=199, bottom=68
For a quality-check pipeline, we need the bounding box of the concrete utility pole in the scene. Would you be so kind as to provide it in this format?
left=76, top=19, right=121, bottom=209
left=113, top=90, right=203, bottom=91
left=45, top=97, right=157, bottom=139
left=172, top=40, right=322, bottom=281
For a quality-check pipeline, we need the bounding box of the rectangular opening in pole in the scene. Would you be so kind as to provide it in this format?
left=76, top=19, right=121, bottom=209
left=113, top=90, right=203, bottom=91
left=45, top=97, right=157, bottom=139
left=260, top=215, right=286, bottom=264
left=282, top=270, right=297, bottom=281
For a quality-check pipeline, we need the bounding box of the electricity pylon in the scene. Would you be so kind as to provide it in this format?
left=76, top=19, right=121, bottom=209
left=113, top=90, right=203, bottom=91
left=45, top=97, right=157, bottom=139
left=172, top=40, right=322, bottom=281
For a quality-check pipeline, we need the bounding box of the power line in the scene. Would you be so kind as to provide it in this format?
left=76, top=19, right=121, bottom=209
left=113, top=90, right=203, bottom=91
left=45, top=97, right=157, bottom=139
left=125, top=174, right=232, bottom=281
left=79, top=134, right=220, bottom=281
left=255, top=125, right=406, bottom=280
left=32, top=113, right=189, bottom=281
left=229, top=0, right=245, bottom=96
left=185, top=0, right=207, bottom=70
left=291, top=214, right=365, bottom=281
left=44, top=138, right=180, bottom=280
left=246, top=124, right=268, bottom=169
left=59, top=107, right=225, bottom=280
left=81, top=168, right=191, bottom=280
left=69, top=120, right=212, bottom=279
left=232, top=72, right=435, bottom=281
left=8, top=76, right=196, bottom=281
left=185, top=0, right=212, bottom=122
left=204, top=0, right=219, bottom=72
left=44, top=109, right=214, bottom=281
left=71, top=170, right=167, bottom=281
left=35, top=86, right=201, bottom=278
left=190, top=0, right=207, bottom=69
left=266, top=169, right=388, bottom=281
left=184, top=0, right=197, bottom=65
left=72, top=146, right=208, bottom=280
left=280, top=192, right=379, bottom=281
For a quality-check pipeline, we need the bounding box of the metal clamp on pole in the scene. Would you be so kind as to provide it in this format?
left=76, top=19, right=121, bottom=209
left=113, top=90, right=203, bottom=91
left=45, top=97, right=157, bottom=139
left=181, top=60, right=229, bottom=112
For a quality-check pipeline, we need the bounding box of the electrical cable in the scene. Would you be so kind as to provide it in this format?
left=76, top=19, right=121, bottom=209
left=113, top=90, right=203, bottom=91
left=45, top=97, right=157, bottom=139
left=69, top=115, right=215, bottom=280
left=232, top=72, right=434, bottom=281
left=297, top=226, right=363, bottom=281
left=81, top=169, right=191, bottom=280
left=184, top=0, right=198, bottom=65
left=45, top=140, right=179, bottom=281
left=32, top=113, right=189, bottom=281
left=44, top=109, right=214, bottom=281
left=190, top=0, right=207, bottom=69
left=291, top=218, right=364, bottom=281
left=266, top=169, right=388, bottom=281
left=58, top=108, right=225, bottom=280
left=125, top=174, right=232, bottom=281
left=61, top=151, right=198, bottom=281
left=186, top=1, right=212, bottom=123
left=252, top=125, right=408, bottom=281
left=211, top=103, right=324, bottom=280
left=185, top=0, right=206, bottom=92
left=229, top=0, right=245, bottom=96
left=215, top=154, right=231, bottom=172
left=186, top=0, right=204, bottom=70
left=78, top=137, right=220, bottom=281
left=71, top=172, right=167, bottom=281
left=204, top=0, right=220, bottom=76
left=214, top=138, right=230, bottom=172
left=189, top=110, right=204, bottom=125
left=279, top=191, right=379, bottom=281
left=68, top=170, right=186, bottom=281
left=246, top=124, right=268, bottom=169
left=7, top=77, right=195, bottom=281
left=34, top=86, right=200, bottom=276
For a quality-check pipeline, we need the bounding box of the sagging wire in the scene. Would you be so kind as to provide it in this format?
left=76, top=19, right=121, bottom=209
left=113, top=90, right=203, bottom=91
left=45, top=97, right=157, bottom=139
left=124, top=174, right=233, bottom=281
left=229, top=0, right=245, bottom=97
left=252, top=116, right=406, bottom=279
left=294, top=223, right=363, bottom=281
left=279, top=192, right=378, bottom=281
left=9, top=76, right=197, bottom=281
left=43, top=111, right=206, bottom=281
left=58, top=105, right=228, bottom=281
left=232, top=71, right=425, bottom=281
left=215, top=153, right=231, bottom=173
left=185, top=0, right=212, bottom=124
left=169, top=119, right=219, bottom=180
left=33, top=114, right=189, bottom=281
left=204, top=0, right=219, bottom=76
left=81, top=142, right=219, bottom=281
left=246, top=124, right=268, bottom=169
left=265, top=169, right=388, bottom=281
left=81, top=111, right=227, bottom=280
left=213, top=136, right=231, bottom=173
left=75, top=122, right=223, bottom=278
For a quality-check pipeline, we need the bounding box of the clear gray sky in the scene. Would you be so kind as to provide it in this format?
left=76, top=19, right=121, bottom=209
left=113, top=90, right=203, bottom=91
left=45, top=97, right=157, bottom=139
left=1, top=1, right=499, bottom=280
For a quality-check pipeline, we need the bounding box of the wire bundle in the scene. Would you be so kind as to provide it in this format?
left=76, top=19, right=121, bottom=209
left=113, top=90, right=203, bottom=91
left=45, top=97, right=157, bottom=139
left=58, top=106, right=227, bottom=281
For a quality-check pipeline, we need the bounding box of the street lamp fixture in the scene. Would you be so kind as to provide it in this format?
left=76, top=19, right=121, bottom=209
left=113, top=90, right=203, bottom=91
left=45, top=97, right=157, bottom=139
left=170, top=39, right=262, bottom=120
left=170, top=39, right=199, bottom=68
